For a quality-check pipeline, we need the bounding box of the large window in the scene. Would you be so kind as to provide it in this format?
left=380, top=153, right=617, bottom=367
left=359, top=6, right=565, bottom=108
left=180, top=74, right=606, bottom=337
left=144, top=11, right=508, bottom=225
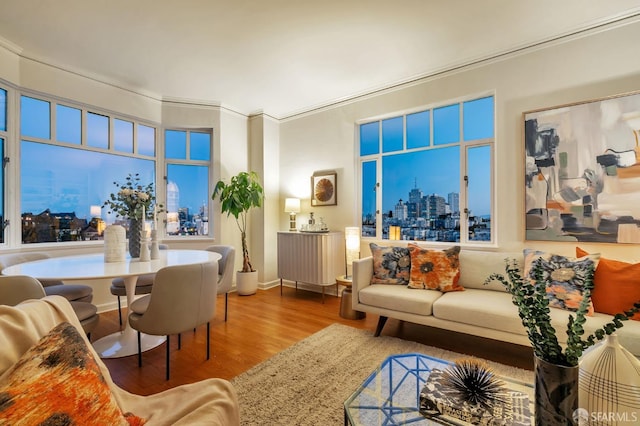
left=19, top=94, right=157, bottom=243
left=359, top=94, right=494, bottom=244
left=164, top=129, right=211, bottom=236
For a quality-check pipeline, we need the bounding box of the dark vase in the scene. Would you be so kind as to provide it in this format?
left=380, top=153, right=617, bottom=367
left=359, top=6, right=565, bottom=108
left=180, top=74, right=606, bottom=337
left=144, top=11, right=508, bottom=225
left=534, top=355, right=579, bottom=426
left=128, top=218, right=142, bottom=258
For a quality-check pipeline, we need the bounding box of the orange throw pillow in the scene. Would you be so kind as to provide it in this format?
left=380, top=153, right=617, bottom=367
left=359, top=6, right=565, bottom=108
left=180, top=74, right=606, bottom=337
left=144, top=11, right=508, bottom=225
left=407, top=245, right=462, bottom=292
left=577, top=247, right=640, bottom=320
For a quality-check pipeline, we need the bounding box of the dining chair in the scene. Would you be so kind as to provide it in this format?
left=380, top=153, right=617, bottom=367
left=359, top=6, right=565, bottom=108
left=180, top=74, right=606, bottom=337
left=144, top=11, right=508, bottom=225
left=110, top=244, right=168, bottom=326
left=0, top=275, right=100, bottom=339
left=205, top=245, right=236, bottom=321
left=128, top=261, right=218, bottom=380
left=0, top=252, right=94, bottom=303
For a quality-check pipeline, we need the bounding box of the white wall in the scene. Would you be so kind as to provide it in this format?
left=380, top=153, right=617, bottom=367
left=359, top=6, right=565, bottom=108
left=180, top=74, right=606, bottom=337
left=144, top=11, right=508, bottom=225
left=278, top=20, right=640, bottom=264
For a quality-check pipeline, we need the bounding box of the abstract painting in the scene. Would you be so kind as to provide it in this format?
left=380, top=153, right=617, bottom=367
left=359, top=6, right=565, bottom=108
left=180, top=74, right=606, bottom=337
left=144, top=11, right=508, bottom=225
left=524, top=91, right=640, bottom=243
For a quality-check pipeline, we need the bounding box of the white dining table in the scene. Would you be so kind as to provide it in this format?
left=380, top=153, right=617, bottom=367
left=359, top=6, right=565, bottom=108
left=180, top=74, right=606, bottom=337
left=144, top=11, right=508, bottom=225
left=2, top=249, right=221, bottom=359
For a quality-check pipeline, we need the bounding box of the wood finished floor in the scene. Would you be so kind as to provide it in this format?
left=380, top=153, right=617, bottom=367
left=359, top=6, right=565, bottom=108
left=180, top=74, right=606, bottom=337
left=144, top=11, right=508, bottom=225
left=93, top=286, right=534, bottom=396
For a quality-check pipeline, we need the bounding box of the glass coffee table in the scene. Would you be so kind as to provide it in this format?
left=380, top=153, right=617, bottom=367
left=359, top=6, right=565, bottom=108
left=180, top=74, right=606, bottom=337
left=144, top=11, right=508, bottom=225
left=344, top=353, right=534, bottom=425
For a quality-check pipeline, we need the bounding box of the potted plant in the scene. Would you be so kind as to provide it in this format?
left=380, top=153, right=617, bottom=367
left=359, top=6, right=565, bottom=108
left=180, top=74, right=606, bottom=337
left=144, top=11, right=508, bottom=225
left=211, top=171, right=264, bottom=295
left=486, top=258, right=640, bottom=425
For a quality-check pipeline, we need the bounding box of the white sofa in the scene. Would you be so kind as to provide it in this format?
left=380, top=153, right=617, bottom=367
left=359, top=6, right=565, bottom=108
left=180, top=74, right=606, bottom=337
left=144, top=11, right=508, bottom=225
left=352, top=249, right=640, bottom=356
left=0, top=296, right=240, bottom=425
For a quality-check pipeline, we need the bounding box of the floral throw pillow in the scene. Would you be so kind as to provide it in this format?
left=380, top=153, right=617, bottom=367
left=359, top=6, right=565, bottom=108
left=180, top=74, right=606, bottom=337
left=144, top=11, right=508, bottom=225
left=523, top=249, right=599, bottom=315
left=407, top=245, right=462, bottom=292
left=370, top=243, right=411, bottom=285
left=0, top=322, right=145, bottom=426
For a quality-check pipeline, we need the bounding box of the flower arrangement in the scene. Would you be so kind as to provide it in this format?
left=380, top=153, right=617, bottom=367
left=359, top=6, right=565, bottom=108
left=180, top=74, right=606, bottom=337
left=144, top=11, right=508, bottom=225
left=102, top=173, right=161, bottom=220
left=485, top=258, right=640, bottom=367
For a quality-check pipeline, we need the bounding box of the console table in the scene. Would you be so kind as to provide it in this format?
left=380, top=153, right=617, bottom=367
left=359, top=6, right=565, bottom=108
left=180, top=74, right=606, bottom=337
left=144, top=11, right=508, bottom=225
left=277, top=231, right=345, bottom=302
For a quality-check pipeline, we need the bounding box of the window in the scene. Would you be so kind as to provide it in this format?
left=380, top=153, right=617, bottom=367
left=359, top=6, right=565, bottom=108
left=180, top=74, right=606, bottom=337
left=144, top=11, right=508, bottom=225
left=164, top=129, right=211, bottom=236
left=19, top=94, right=157, bottom=244
left=359, top=94, right=494, bottom=244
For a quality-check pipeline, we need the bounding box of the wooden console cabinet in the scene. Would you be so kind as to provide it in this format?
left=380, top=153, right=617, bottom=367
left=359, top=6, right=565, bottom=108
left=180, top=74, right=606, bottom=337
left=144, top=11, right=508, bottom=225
left=277, top=231, right=345, bottom=301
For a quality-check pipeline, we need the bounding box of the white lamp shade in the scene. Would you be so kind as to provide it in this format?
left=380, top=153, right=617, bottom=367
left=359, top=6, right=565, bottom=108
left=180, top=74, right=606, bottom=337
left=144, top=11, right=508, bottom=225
left=90, top=205, right=102, bottom=217
left=284, top=198, right=301, bottom=213
left=345, top=227, right=360, bottom=251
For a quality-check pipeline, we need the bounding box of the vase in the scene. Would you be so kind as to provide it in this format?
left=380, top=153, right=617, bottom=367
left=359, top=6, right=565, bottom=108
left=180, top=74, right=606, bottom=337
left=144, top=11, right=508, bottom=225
left=103, top=224, right=126, bottom=262
left=579, top=334, right=640, bottom=425
left=534, top=355, right=579, bottom=426
left=128, top=218, right=142, bottom=258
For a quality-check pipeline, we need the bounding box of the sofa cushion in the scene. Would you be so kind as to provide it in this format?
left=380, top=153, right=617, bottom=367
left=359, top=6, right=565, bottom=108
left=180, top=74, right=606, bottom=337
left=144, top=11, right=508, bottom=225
left=432, top=289, right=525, bottom=335
left=407, top=245, right=462, bottom=292
left=0, top=322, right=144, bottom=426
left=458, top=251, right=521, bottom=292
left=577, top=247, right=640, bottom=320
left=523, top=249, right=599, bottom=315
left=359, top=284, right=443, bottom=316
left=370, top=243, right=411, bottom=285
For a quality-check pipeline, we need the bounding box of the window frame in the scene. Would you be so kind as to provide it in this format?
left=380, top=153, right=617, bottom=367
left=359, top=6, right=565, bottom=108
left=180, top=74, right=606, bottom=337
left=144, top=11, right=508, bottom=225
left=163, top=127, right=213, bottom=239
left=356, top=91, right=496, bottom=246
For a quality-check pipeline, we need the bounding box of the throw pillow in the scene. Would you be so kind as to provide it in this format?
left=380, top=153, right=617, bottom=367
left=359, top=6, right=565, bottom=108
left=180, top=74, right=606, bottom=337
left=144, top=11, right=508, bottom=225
left=370, top=243, right=411, bottom=285
left=407, top=244, right=462, bottom=292
left=576, top=247, right=640, bottom=321
left=0, top=322, right=145, bottom=426
left=523, top=249, right=599, bottom=315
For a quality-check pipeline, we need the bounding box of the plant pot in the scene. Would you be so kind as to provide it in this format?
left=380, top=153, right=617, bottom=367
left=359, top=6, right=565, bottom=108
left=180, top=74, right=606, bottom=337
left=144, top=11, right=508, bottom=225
left=534, top=355, right=579, bottom=426
left=236, top=270, right=258, bottom=296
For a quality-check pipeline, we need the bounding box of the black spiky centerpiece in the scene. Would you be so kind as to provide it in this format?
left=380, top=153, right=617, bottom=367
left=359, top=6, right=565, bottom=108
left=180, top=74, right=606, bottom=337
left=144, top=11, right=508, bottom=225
left=440, top=358, right=507, bottom=410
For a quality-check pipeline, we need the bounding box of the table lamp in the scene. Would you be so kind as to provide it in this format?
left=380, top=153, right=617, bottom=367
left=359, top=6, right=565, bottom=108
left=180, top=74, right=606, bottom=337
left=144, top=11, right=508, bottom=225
left=344, top=227, right=360, bottom=279
left=285, top=198, right=301, bottom=231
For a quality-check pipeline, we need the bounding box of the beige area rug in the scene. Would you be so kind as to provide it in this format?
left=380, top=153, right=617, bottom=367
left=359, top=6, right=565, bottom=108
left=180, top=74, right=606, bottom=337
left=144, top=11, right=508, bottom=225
left=230, top=323, right=534, bottom=425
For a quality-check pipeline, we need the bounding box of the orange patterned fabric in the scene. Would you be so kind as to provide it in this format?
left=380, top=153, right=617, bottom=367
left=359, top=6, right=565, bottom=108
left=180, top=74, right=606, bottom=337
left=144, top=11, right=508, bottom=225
left=577, top=247, right=640, bottom=320
left=407, top=245, right=462, bottom=292
left=0, top=322, right=145, bottom=426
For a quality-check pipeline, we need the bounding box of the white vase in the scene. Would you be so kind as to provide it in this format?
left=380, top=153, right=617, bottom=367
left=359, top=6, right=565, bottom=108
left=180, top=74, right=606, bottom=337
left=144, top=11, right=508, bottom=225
left=103, top=224, right=126, bottom=262
left=579, top=333, right=640, bottom=424
left=236, top=270, right=258, bottom=295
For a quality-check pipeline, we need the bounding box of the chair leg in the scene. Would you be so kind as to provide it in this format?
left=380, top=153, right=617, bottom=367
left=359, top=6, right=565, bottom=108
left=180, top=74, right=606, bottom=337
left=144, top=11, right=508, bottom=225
left=166, top=335, right=170, bottom=381
left=178, top=333, right=181, bottom=350
left=137, top=331, right=142, bottom=367
left=206, top=322, right=210, bottom=360
left=224, top=293, right=228, bottom=322
left=117, top=296, right=122, bottom=326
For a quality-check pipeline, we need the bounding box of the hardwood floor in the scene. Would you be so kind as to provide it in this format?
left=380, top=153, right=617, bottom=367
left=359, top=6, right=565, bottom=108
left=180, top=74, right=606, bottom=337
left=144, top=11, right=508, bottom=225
left=93, top=286, right=534, bottom=396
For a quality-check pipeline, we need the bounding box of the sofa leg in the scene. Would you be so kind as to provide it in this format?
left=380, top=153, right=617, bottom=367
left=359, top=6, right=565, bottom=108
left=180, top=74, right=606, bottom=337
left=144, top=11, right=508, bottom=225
left=374, top=316, right=388, bottom=337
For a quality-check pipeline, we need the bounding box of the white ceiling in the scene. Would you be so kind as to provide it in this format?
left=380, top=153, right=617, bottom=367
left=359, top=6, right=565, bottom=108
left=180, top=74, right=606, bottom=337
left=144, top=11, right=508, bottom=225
left=1, top=1, right=640, bottom=119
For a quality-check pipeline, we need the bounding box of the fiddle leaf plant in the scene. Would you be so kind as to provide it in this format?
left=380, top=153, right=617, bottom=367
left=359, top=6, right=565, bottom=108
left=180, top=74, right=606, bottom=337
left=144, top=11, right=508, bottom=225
left=211, top=171, right=264, bottom=273
left=485, top=258, right=640, bottom=367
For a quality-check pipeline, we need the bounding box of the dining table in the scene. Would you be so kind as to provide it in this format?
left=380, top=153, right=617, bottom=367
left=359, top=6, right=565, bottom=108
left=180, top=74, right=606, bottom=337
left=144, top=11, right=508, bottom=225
left=2, top=249, right=221, bottom=359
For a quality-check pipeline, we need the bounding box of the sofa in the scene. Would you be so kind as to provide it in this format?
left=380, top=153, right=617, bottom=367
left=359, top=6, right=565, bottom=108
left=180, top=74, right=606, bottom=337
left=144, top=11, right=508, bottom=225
left=352, top=247, right=640, bottom=357
left=0, top=295, right=240, bottom=425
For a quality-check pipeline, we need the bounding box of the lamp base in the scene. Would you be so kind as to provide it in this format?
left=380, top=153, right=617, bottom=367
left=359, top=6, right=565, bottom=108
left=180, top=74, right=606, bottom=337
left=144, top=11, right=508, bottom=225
left=289, top=213, right=297, bottom=232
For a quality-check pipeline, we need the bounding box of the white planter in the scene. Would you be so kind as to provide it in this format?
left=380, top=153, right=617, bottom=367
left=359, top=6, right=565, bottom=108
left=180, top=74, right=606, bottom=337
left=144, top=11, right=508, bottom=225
left=236, top=270, right=258, bottom=295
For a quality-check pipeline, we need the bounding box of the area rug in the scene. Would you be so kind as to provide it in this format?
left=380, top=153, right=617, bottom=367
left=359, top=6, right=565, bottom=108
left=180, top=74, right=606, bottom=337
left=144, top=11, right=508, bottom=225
left=230, top=323, right=534, bottom=425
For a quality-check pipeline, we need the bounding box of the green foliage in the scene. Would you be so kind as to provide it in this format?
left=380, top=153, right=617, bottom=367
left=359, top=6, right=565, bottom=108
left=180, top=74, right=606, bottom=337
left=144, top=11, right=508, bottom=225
left=102, top=173, right=163, bottom=220
left=485, top=258, right=640, bottom=367
left=211, top=171, right=264, bottom=272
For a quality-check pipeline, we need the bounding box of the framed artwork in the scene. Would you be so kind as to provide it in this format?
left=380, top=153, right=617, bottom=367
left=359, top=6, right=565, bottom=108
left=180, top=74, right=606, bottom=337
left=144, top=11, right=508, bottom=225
left=524, top=91, right=640, bottom=243
left=311, top=172, right=337, bottom=206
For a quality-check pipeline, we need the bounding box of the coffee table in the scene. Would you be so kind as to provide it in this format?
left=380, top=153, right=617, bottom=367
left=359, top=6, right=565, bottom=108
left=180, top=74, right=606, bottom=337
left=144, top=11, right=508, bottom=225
left=344, top=353, right=534, bottom=425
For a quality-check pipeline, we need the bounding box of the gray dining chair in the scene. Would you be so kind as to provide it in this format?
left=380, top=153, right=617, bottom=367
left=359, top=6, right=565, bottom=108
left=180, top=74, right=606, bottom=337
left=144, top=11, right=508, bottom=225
left=110, top=244, right=168, bottom=326
left=205, top=245, right=235, bottom=321
left=0, top=252, right=94, bottom=303
left=128, top=261, right=218, bottom=380
left=0, top=275, right=99, bottom=339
